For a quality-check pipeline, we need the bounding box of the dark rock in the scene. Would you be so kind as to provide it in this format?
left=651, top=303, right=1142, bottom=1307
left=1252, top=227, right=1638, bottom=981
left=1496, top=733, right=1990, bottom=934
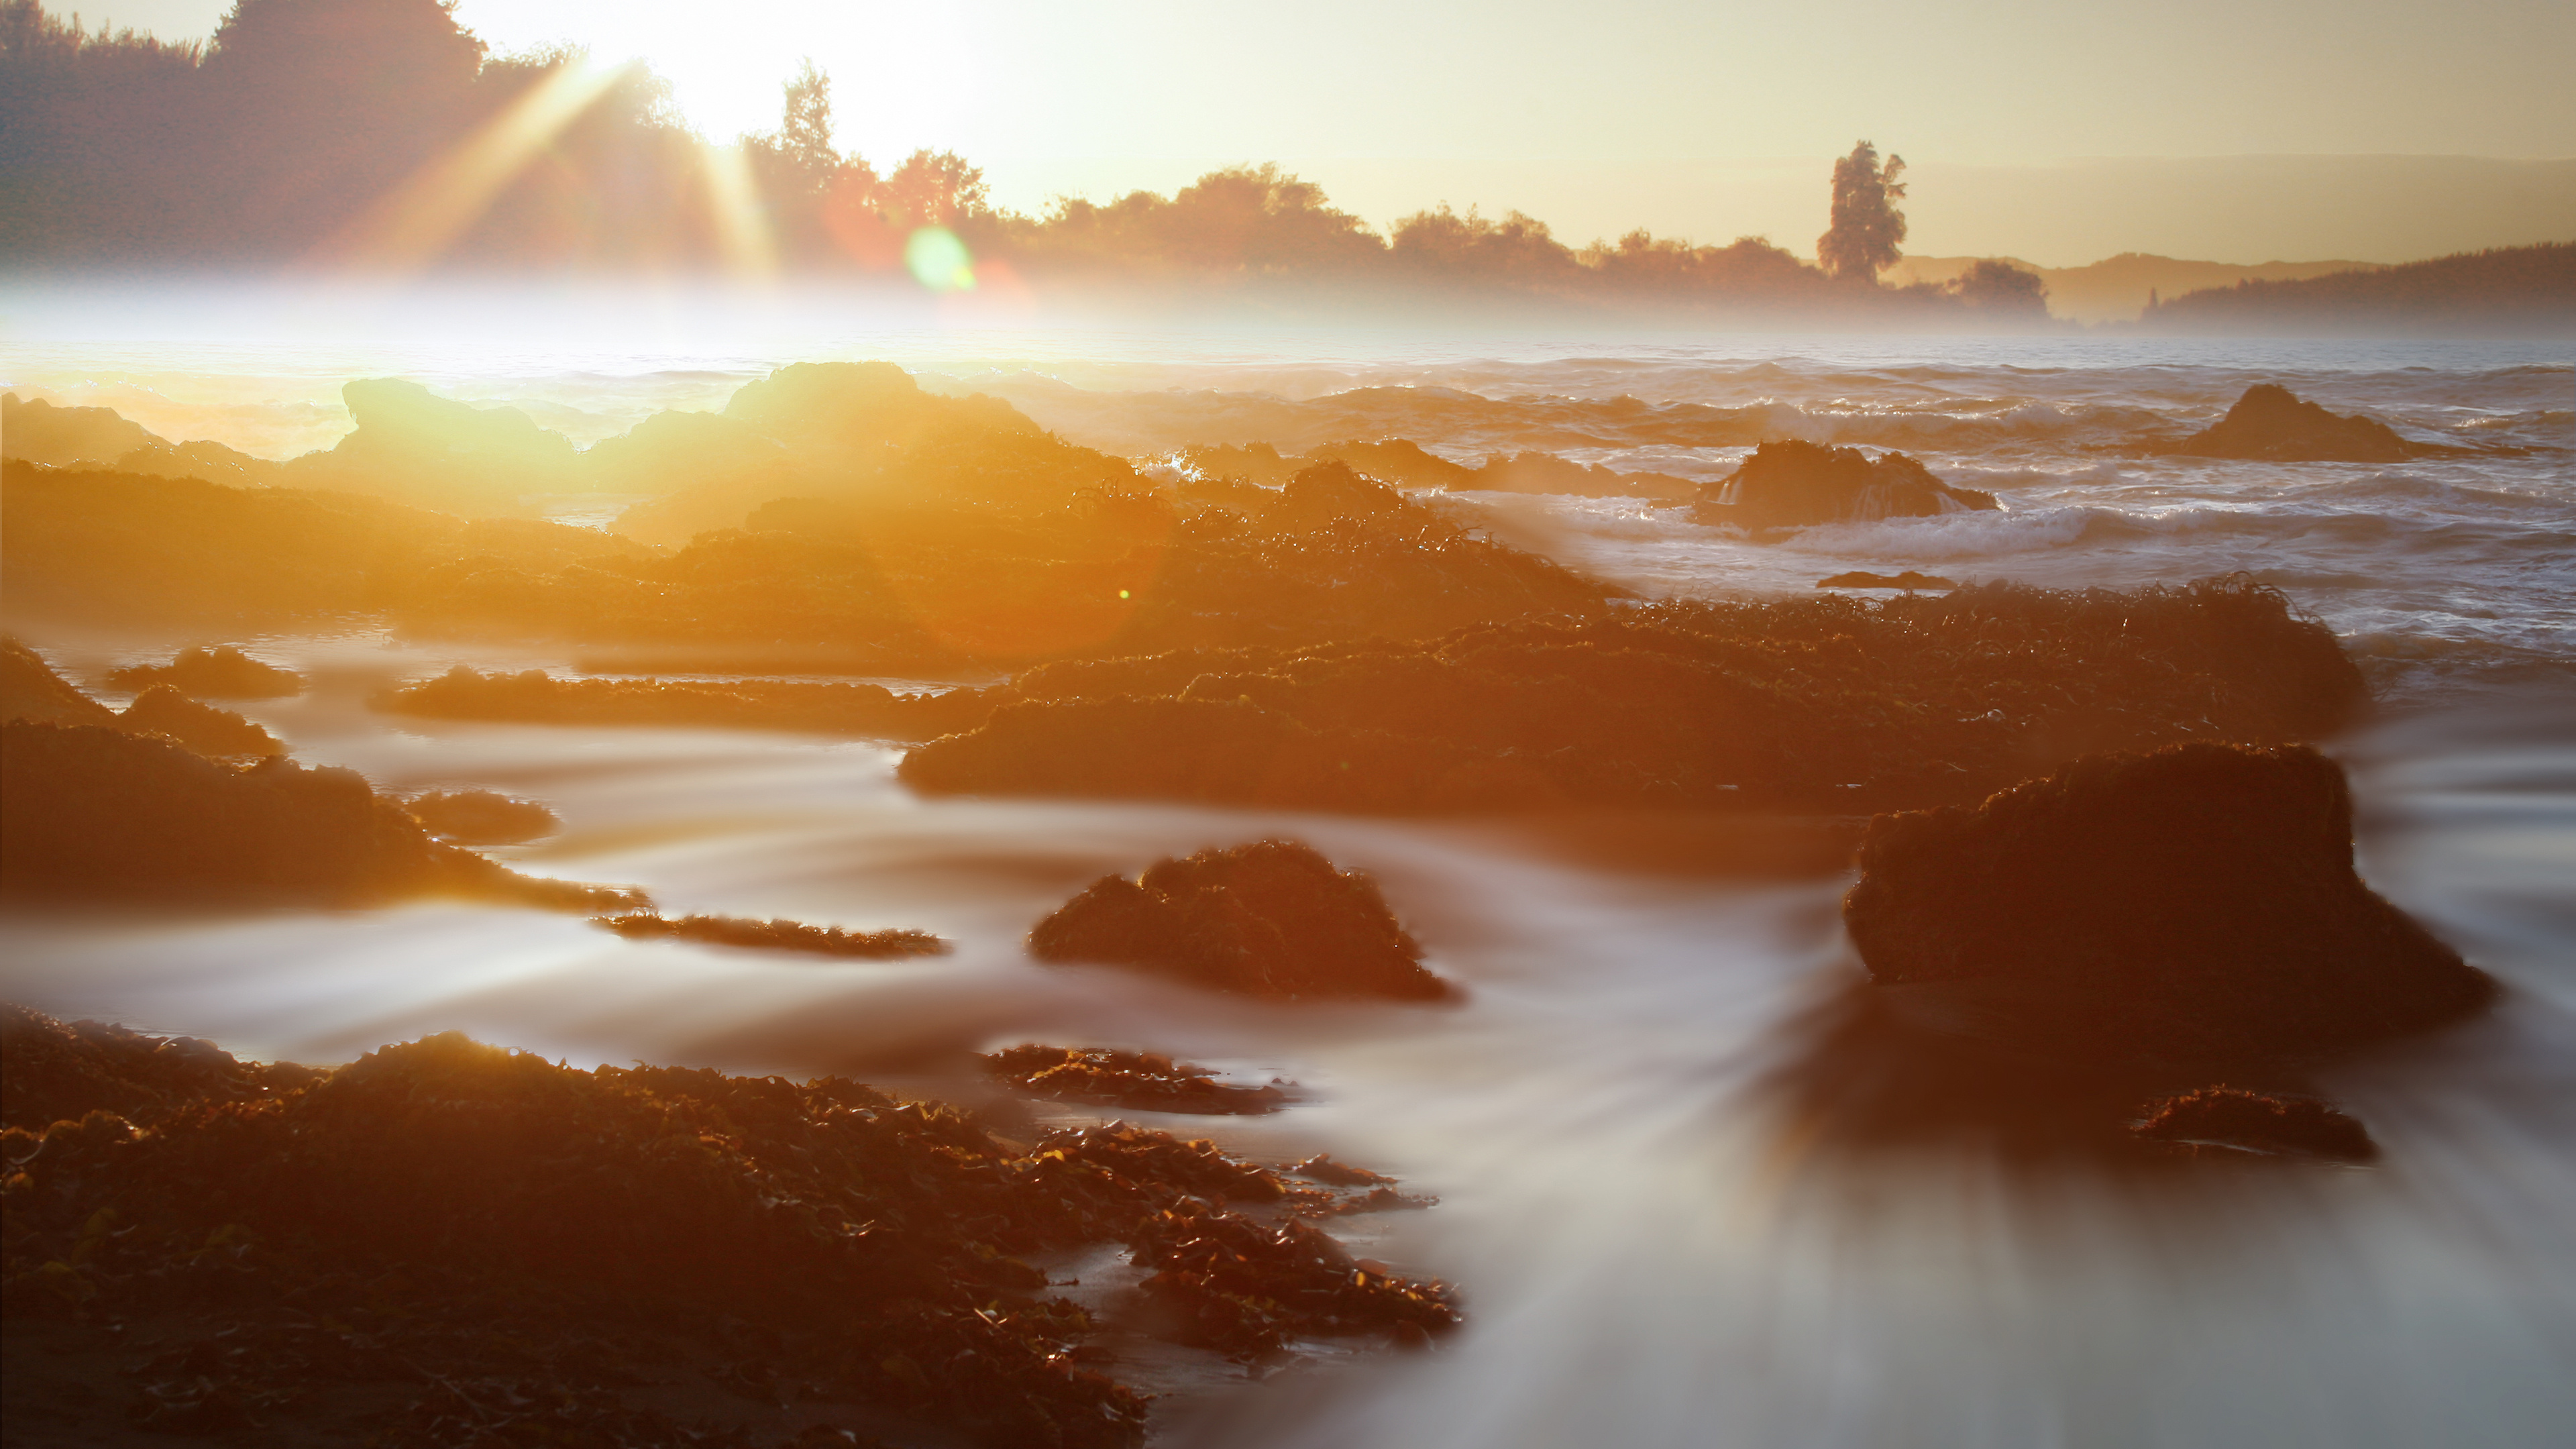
left=0, top=392, right=156, bottom=466
left=107, top=645, right=303, bottom=699
left=1, top=637, right=117, bottom=727
left=402, top=788, right=559, bottom=845
left=1692, top=439, right=1999, bottom=531
left=284, top=378, right=580, bottom=514
left=1470, top=450, right=1695, bottom=500
left=0, top=720, right=639, bottom=912
left=1817, top=570, right=1958, bottom=590
left=1843, top=742, right=2493, bottom=1064
left=2173, top=383, right=2426, bottom=463
left=2133, top=1086, right=2377, bottom=1160
left=1028, top=840, right=1452, bottom=1002
left=904, top=578, right=2370, bottom=816
left=375, top=666, right=991, bottom=739
left=1309, top=437, right=1478, bottom=489
left=116, top=684, right=283, bottom=757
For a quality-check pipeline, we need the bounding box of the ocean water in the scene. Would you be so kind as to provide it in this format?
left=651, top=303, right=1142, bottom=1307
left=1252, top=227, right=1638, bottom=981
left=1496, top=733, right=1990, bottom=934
left=4, top=297, right=2573, bottom=1446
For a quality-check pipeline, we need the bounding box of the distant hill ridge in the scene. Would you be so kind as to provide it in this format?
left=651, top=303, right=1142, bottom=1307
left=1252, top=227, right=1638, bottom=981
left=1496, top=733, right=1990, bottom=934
left=2137, top=241, right=2576, bottom=335
left=1885, top=254, right=2383, bottom=324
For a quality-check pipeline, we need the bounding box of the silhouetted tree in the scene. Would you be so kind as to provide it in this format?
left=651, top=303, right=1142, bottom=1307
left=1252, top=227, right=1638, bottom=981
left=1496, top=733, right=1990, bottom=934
left=1949, top=259, right=2048, bottom=315
left=881, top=149, right=987, bottom=227
left=1817, top=140, right=1907, bottom=282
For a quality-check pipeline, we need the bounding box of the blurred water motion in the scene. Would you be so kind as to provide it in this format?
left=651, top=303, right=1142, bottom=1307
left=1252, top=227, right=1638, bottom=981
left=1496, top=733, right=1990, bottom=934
left=3, top=631, right=2571, bottom=1445
left=3, top=321, right=2571, bottom=1443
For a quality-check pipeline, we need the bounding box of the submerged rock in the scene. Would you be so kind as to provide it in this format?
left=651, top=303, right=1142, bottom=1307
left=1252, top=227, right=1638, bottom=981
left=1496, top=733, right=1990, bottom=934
left=1692, top=439, right=1999, bottom=531
left=1817, top=570, right=1958, bottom=590
left=1843, top=741, right=2493, bottom=1064
left=116, top=684, right=283, bottom=758
left=2173, top=383, right=2426, bottom=463
left=1029, top=840, right=1452, bottom=1002
left=106, top=645, right=303, bottom=699
left=2133, top=1085, right=2377, bottom=1161
left=402, top=788, right=559, bottom=845
left=592, top=911, right=947, bottom=959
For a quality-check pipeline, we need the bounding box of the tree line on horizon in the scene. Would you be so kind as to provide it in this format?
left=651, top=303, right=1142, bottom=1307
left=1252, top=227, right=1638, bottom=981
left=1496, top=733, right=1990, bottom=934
left=0, top=0, right=2040, bottom=319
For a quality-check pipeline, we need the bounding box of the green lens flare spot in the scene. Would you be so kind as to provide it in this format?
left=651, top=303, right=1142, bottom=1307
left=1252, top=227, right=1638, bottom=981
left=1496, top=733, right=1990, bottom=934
left=905, top=227, right=976, bottom=292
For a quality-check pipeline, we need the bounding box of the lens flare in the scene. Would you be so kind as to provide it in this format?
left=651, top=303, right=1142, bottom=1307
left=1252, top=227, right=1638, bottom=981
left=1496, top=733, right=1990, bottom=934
left=904, top=227, right=977, bottom=292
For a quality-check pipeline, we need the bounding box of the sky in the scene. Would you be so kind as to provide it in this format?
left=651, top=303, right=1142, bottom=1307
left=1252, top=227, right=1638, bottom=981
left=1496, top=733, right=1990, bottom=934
left=64, top=0, right=2576, bottom=266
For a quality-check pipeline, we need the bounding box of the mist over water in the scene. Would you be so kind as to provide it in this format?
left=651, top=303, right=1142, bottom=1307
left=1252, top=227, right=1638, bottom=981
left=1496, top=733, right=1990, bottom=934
left=4, top=299, right=2573, bottom=1444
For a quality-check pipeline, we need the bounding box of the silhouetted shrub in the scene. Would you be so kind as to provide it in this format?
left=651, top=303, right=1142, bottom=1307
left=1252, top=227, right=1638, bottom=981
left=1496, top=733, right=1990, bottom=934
left=592, top=912, right=947, bottom=959
left=106, top=644, right=303, bottom=698
left=1842, top=742, right=2493, bottom=1063
left=1029, top=840, right=1451, bottom=1002
left=1692, top=439, right=1998, bottom=531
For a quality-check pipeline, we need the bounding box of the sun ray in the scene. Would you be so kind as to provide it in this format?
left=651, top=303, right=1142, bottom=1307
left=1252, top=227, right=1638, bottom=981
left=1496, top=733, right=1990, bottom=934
left=697, top=142, right=780, bottom=281
left=307, top=57, right=634, bottom=274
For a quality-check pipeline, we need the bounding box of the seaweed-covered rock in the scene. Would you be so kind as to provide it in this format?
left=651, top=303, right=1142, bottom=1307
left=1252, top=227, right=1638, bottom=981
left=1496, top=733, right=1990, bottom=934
left=0, top=720, right=635, bottom=911
left=1, top=1004, right=317, bottom=1131
left=402, top=788, right=559, bottom=844
left=106, top=645, right=303, bottom=698
left=1843, top=742, right=2493, bottom=1063
left=1128, top=1202, right=1457, bottom=1358
left=983, top=1044, right=1289, bottom=1115
left=1029, top=841, right=1451, bottom=1002
left=593, top=912, right=947, bottom=959
left=1692, top=439, right=1999, bottom=530
left=116, top=684, right=284, bottom=757
left=2174, top=383, right=2424, bottom=463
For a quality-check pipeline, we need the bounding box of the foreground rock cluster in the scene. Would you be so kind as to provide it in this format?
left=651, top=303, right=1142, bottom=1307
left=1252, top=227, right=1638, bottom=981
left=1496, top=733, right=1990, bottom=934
left=0, top=1007, right=1458, bottom=1448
